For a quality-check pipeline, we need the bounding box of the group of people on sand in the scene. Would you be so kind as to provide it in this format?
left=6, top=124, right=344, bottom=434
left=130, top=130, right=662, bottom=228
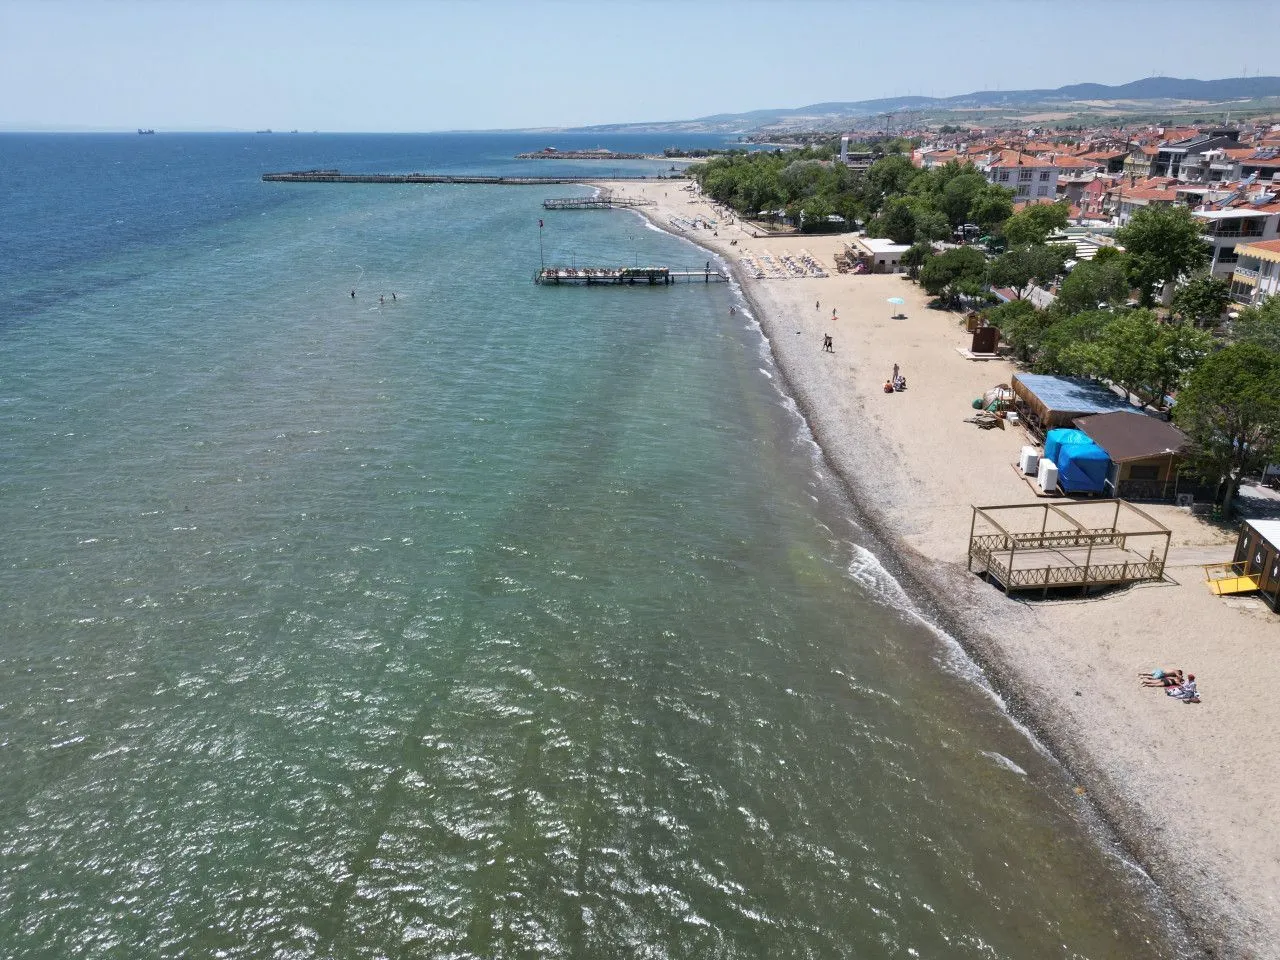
left=1139, top=668, right=1200, bottom=703
left=883, top=362, right=907, bottom=394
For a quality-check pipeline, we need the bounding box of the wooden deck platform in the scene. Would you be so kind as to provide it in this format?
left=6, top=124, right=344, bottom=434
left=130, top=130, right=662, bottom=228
left=968, top=501, right=1171, bottom=595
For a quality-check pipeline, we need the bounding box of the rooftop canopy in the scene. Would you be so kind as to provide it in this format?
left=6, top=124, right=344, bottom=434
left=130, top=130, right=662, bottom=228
left=1073, top=411, right=1188, bottom=463
left=1012, top=373, right=1137, bottom=424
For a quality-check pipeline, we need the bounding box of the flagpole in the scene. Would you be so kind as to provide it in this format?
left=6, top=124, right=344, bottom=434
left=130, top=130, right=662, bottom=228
left=539, top=218, right=545, bottom=268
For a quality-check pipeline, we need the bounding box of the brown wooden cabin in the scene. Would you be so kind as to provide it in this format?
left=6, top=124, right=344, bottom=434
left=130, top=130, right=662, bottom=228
left=1234, top=520, right=1280, bottom=612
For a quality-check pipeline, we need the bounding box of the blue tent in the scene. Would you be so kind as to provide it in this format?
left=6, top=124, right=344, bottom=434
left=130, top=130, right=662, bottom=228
left=1057, top=441, right=1111, bottom=494
left=1044, top=428, right=1093, bottom=466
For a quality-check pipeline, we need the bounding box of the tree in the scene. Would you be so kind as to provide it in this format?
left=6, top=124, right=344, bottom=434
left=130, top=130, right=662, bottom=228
left=1055, top=258, right=1130, bottom=314
left=871, top=198, right=917, bottom=245
left=1170, top=272, right=1231, bottom=327
left=1061, top=310, right=1210, bottom=405
left=970, top=188, right=1015, bottom=236
left=1116, top=205, right=1209, bottom=307
left=984, top=299, right=1047, bottom=362
left=940, top=171, right=992, bottom=227
left=862, top=155, right=918, bottom=214
left=1002, top=201, right=1070, bottom=246
left=1036, top=309, right=1112, bottom=374
left=986, top=244, right=1071, bottom=299
left=901, top=242, right=933, bottom=280
left=919, top=247, right=987, bottom=307
left=1174, top=344, right=1280, bottom=515
left=913, top=207, right=952, bottom=243
left=1228, top=296, right=1280, bottom=353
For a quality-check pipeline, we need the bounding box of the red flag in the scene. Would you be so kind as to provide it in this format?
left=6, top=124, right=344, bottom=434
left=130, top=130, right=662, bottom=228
left=538, top=219, right=544, bottom=228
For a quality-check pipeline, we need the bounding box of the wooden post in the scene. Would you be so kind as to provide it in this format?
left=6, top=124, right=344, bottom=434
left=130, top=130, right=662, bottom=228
left=1082, top=533, right=1095, bottom=596
left=968, top=508, right=978, bottom=571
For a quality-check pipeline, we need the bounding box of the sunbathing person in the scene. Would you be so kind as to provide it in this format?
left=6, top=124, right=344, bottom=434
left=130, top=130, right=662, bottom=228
left=1139, top=668, right=1183, bottom=687
left=1167, top=674, right=1199, bottom=702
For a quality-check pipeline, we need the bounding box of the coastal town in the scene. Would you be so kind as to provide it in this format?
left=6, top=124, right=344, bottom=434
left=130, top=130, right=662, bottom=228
left=586, top=114, right=1280, bottom=956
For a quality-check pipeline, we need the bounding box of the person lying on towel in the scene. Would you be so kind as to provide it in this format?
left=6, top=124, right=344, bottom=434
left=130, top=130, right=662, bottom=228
left=1140, top=668, right=1183, bottom=687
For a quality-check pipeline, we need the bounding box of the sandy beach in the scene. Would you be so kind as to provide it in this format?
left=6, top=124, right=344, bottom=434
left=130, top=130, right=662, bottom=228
left=594, top=178, right=1280, bottom=957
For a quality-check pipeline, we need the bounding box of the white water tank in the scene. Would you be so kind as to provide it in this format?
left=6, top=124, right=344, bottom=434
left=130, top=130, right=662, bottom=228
left=1019, top=445, right=1040, bottom=476
left=1037, top=458, right=1059, bottom=494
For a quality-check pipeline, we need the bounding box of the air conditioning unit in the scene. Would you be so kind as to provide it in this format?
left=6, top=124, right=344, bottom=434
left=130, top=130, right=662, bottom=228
left=1037, top=458, right=1059, bottom=494
left=1019, top=445, right=1041, bottom=476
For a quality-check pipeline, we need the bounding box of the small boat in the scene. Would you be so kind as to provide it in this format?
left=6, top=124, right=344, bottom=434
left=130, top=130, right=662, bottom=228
left=137, top=129, right=155, bottom=135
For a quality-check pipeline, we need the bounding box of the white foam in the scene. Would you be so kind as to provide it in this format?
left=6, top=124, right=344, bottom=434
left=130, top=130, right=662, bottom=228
left=981, top=750, right=1028, bottom=776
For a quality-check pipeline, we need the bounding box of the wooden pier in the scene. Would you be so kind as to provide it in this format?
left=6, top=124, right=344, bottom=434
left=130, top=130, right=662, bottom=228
left=535, top=266, right=728, bottom=285
left=542, top=196, right=656, bottom=210
left=262, top=169, right=661, bottom=185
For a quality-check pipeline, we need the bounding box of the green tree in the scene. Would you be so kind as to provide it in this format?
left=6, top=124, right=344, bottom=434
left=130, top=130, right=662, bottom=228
left=1055, top=259, right=1130, bottom=314
left=901, top=242, right=933, bottom=280
left=1061, top=310, right=1210, bottom=405
left=913, top=207, right=952, bottom=243
left=871, top=198, right=917, bottom=245
left=1002, top=201, right=1070, bottom=246
left=1116, top=205, right=1210, bottom=307
left=1091, top=245, right=1126, bottom=265
left=920, top=247, right=987, bottom=307
left=1174, top=344, right=1280, bottom=514
left=862, top=155, right=919, bottom=214
left=984, top=299, right=1047, bottom=362
left=940, top=172, right=991, bottom=227
left=1036, top=309, right=1112, bottom=374
left=970, top=188, right=1015, bottom=236
left=986, top=244, right=1071, bottom=299
left=1170, top=272, right=1230, bottom=326
left=1228, top=296, right=1280, bottom=352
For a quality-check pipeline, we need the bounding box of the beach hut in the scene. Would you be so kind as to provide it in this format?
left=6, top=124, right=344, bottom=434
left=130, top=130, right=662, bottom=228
left=1232, top=520, right=1280, bottom=612
left=1011, top=374, right=1135, bottom=437
left=1073, top=411, right=1189, bottom=500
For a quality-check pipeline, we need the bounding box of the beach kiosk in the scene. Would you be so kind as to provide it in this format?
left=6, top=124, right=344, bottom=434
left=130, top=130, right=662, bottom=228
left=1232, top=520, right=1280, bottom=611
left=1010, top=373, right=1134, bottom=439
left=1073, top=411, right=1189, bottom=501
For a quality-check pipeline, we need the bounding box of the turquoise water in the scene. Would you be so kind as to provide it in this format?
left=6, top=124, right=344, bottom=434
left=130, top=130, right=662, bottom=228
left=0, top=135, right=1185, bottom=958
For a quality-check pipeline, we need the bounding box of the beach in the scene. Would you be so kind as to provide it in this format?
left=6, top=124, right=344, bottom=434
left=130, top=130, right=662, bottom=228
left=600, top=177, right=1280, bottom=956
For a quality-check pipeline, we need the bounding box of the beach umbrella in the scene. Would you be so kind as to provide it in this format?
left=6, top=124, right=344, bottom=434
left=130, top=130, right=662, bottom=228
left=887, top=297, right=905, bottom=305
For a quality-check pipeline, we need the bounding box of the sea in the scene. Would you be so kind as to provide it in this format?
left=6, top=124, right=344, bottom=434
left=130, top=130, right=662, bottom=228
left=0, top=133, right=1188, bottom=958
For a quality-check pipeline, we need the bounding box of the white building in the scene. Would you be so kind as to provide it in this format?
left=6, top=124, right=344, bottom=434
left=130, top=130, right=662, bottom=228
left=1193, top=205, right=1280, bottom=279
left=975, top=150, right=1059, bottom=202
left=1230, top=239, right=1280, bottom=306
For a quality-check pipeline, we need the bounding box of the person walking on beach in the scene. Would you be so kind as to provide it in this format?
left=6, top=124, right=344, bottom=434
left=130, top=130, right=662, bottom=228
left=816, top=300, right=820, bottom=311
left=822, top=334, right=834, bottom=353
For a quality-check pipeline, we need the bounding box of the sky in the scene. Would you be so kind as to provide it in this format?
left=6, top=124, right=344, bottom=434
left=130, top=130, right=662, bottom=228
left=2, top=0, right=1278, bottom=132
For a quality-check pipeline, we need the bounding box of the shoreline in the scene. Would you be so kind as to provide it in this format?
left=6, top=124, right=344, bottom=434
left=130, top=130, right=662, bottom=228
left=587, top=178, right=1280, bottom=958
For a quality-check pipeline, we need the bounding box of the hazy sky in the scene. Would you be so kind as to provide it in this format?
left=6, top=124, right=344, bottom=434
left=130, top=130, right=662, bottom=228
left=2, top=0, right=1277, bottom=132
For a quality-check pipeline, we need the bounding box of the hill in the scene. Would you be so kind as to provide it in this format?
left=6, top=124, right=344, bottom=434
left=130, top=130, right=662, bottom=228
left=562, top=75, right=1280, bottom=134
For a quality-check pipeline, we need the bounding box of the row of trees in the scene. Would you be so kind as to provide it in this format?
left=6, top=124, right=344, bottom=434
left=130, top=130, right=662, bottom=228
left=688, top=150, right=1016, bottom=241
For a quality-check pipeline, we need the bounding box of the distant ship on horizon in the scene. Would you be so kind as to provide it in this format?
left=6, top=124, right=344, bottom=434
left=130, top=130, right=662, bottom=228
left=137, top=128, right=155, bottom=135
